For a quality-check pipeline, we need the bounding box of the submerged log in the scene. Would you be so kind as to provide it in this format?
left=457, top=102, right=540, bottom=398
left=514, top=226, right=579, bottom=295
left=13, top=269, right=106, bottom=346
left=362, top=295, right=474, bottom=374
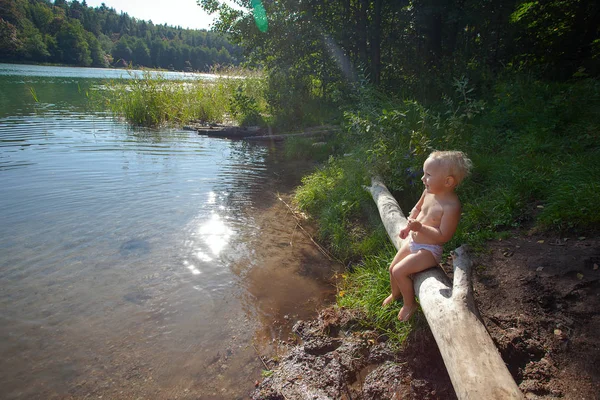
left=367, top=177, right=523, bottom=400
left=244, top=129, right=335, bottom=142
left=196, top=125, right=264, bottom=138
left=183, top=123, right=338, bottom=141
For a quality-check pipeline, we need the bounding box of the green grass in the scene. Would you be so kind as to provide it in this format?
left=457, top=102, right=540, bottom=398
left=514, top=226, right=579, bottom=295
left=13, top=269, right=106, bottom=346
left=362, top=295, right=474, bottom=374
left=461, top=78, right=600, bottom=235
left=294, top=76, right=600, bottom=346
left=337, top=251, right=419, bottom=345
left=536, top=157, right=600, bottom=230
left=294, top=156, right=388, bottom=262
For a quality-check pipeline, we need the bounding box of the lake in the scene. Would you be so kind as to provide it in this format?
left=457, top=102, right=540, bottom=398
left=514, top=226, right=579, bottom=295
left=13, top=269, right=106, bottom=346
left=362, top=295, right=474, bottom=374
left=0, top=63, right=339, bottom=399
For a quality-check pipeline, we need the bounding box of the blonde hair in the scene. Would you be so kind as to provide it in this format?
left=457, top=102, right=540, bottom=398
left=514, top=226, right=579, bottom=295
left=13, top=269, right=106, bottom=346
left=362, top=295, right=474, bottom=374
left=427, top=150, right=473, bottom=185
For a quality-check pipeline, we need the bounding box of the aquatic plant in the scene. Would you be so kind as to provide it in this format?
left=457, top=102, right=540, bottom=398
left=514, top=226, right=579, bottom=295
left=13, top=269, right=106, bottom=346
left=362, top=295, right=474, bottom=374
left=97, top=68, right=267, bottom=128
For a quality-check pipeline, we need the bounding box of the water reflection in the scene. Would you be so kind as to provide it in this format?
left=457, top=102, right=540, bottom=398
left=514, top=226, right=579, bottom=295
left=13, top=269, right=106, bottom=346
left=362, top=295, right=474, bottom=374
left=0, top=68, right=341, bottom=399
left=0, top=62, right=214, bottom=80
left=182, top=209, right=234, bottom=277
left=183, top=260, right=202, bottom=275
left=197, top=213, right=233, bottom=256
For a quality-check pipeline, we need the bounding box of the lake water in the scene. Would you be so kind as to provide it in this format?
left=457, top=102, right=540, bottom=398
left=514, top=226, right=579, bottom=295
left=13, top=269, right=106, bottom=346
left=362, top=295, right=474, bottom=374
left=0, top=63, right=339, bottom=399
left=0, top=63, right=214, bottom=80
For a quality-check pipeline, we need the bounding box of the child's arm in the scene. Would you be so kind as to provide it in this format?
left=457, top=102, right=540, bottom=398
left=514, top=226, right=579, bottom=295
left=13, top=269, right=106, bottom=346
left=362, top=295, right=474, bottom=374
left=409, top=202, right=461, bottom=243
left=408, top=190, right=426, bottom=219
left=399, top=190, right=426, bottom=239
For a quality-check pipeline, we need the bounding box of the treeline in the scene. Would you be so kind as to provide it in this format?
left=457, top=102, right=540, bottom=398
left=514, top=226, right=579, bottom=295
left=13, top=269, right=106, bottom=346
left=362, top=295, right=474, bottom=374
left=201, top=0, right=600, bottom=107
left=0, top=0, right=242, bottom=71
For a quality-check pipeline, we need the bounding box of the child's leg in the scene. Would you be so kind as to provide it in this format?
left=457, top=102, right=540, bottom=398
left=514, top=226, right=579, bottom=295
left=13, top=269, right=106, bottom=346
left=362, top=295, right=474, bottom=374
left=391, top=250, right=437, bottom=321
left=382, top=240, right=411, bottom=307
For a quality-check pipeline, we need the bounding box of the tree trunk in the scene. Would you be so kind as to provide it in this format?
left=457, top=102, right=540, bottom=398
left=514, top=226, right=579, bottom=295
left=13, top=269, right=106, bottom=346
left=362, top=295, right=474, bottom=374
left=370, top=0, right=382, bottom=86
left=367, top=177, right=523, bottom=400
left=357, top=0, right=369, bottom=74
left=429, top=11, right=443, bottom=65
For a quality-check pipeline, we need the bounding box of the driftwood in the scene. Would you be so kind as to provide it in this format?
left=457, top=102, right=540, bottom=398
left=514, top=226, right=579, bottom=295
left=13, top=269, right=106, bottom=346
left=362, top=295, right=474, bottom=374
left=244, top=129, right=335, bottom=142
left=183, top=124, right=265, bottom=138
left=183, top=123, right=338, bottom=141
left=367, top=177, right=523, bottom=400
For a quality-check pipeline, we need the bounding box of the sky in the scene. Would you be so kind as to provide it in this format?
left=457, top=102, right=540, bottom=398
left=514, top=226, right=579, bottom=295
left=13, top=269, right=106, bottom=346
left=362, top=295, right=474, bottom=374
left=84, top=0, right=217, bottom=30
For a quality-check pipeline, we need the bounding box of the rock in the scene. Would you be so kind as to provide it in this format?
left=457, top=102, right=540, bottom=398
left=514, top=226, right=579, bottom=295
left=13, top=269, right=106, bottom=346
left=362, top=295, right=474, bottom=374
left=361, top=362, right=407, bottom=400
left=253, top=308, right=409, bottom=399
left=303, top=337, right=342, bottom=355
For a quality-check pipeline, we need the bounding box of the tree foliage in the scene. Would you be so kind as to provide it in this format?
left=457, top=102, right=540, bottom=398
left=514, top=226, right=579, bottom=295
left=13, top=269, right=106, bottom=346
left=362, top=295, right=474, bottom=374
left=199, top=0, right=600, bottom=104
left=0, top=0, right=242, bottom=70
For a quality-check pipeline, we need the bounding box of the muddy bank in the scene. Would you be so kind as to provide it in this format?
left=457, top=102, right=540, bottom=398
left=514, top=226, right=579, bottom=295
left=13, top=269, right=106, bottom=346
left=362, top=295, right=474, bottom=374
left=252, top=234, right=600, bottom=400
left=252, top=307, right=454, bottom=400
left=471, top=235, right=599, bottom=399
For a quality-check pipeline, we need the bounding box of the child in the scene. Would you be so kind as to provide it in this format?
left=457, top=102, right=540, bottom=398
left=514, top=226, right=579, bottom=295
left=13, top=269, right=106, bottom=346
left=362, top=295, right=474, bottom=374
left=382, top=150, right=472, bottom=321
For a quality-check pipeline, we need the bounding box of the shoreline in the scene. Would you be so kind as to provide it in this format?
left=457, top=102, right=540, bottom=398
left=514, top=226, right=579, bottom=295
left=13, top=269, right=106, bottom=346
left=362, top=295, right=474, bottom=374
left=0, top=61, right=205, bottom=74
left=251, top=229, right=600, bottom=399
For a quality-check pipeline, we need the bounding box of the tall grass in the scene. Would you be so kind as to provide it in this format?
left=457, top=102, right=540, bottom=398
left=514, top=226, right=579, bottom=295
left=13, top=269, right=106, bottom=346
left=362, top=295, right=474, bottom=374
left=96, top=68, right=268, bottom=127
left=294, top=156, right=391, bottom=262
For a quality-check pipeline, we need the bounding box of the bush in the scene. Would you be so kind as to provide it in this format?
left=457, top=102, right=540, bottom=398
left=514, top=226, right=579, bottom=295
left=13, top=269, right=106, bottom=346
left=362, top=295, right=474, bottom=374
left=229, top=83, right=264, bottom=126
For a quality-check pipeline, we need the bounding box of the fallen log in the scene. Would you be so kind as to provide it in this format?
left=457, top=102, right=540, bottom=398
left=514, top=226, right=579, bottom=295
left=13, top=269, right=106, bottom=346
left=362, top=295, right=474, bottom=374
left=244, top=129, right=336, bottom=142
left=367, top=177, right=523, bottom=400
left=191, top=125, right=264, bottom=138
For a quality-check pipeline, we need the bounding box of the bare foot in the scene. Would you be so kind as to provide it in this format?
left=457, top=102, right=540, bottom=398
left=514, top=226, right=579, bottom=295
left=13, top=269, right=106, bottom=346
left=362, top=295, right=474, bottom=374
left=398, top=303, right=419, bottom=321
left=382, top=294, right=396, bottom=307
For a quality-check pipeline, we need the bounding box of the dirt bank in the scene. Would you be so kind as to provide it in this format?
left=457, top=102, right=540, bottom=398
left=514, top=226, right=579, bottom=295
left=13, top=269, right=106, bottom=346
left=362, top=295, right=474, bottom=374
left=252, top=233, right=599, bottom=399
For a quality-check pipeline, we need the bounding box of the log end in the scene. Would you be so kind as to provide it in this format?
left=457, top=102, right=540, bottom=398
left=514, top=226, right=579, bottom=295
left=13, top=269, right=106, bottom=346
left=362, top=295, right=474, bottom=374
left=451, top=244, right=473, bottom=301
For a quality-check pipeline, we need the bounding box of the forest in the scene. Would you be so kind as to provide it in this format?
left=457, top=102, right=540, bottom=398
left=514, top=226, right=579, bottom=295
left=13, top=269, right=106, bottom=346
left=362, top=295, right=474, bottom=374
left=0, top=0, right=241, bottom=71
left=4, top=0, right=597, bottom=88
left=200, top=0, right=599, bottom=110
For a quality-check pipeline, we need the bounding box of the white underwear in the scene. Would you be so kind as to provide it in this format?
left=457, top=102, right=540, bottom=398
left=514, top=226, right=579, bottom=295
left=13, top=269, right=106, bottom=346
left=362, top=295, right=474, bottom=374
left=409, top=236, right=443, bottom=264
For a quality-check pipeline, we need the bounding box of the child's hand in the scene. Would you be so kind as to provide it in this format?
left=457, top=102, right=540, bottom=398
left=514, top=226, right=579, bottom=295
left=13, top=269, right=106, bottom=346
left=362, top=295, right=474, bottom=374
left=399, top=227, right=409, bottom=239
left=399, top=218, right=420, bottom=239
left=407, top=219, right=422, bottom=232
left=399, top=219, right=422, bottom=240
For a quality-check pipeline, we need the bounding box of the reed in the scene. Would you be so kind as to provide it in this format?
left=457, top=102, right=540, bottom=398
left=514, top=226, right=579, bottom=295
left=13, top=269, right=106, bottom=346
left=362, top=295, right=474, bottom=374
left=97, top=68, right=267, bottom=128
